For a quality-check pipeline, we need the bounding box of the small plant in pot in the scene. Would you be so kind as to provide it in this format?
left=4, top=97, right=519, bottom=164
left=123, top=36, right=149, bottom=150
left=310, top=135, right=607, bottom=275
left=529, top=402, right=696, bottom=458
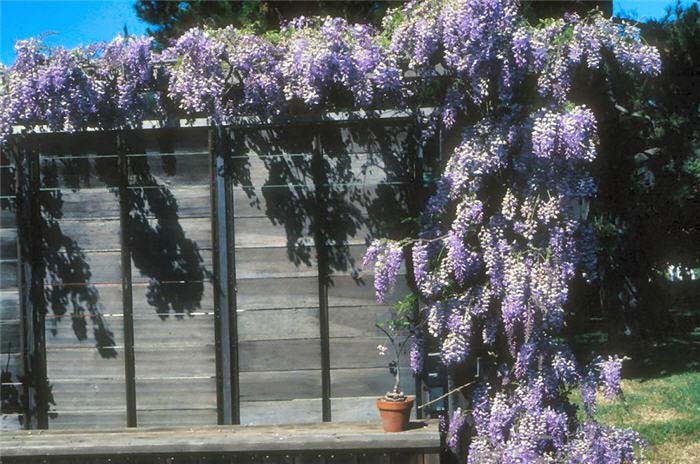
left=375, top=306, right=415, bottom=433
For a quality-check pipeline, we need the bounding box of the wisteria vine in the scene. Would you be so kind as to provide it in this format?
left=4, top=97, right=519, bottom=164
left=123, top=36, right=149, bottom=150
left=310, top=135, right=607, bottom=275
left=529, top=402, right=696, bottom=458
left=0, top=1, right=661, bottom=462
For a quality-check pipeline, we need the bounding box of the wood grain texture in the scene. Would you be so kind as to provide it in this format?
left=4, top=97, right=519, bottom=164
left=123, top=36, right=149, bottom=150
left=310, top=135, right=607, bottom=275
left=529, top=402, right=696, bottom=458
left=0, top=420, right=439, bottom=457
left=1, top=122, right=420, bottom=430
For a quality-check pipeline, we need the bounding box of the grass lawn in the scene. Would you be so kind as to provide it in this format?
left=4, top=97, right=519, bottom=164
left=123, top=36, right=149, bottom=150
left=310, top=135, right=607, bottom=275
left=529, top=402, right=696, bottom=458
left=570, top=323, right=700, bottom=462
left=595, top=371, right=700, bottom=463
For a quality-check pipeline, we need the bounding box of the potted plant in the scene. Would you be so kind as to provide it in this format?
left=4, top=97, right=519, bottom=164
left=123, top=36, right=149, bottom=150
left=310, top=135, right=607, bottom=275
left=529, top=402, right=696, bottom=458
left=375, top=303, right=415, bottom=433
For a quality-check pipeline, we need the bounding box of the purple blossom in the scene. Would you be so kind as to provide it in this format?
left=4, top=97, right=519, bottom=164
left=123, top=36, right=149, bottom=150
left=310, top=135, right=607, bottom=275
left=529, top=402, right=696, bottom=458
left=280, top=17, right=400, bottom=107
left=598, top=356, right=623, bottom=400
left=409, top=336, right=424, bottom=374
left=162, top=28, right=226, bottom=119
left=560, top=106, right=598, bottom=162
left=453, top=197, right=484, bottom=234
left=441, top=331, right=470, bottom=366
left=0, top=5, right=662, bottom=462
left=411, top=241, right=429, bottom=288
left=389, top=1, right=442, bottom=72
left=446, top=231, right=470, bottom=283
left=363, top=240, right=403, bottom=303
left=581, top=370, right=598, bottom=414
left=446, top=408, right=468, bottom=453
left=426, top=301, right=446, bottom=337
left=441, top=302, right=471, bottom=366
left=564, top=421, right=646, bottom=463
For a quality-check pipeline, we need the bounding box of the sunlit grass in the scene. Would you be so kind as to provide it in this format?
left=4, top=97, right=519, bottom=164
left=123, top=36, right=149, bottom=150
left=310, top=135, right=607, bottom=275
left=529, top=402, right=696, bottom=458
left=595, top=371, right=700, bottom=463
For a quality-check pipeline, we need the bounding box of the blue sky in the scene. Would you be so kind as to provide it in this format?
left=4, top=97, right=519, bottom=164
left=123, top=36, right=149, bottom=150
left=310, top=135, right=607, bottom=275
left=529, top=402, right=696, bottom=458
left=615, top=0, right=695, bottom=20
left=1, top=0, right=149, bottom=64
left=0, top=0, right=693, bottom=65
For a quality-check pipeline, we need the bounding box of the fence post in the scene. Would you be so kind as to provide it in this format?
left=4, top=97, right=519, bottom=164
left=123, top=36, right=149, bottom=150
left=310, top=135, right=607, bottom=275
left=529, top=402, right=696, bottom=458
left=14, top=135, right=50, bottom=429
left=117, top=132, right=138, bottom=427
left=209, top=124, right=240, bottom=425
left=311, top=131, right=332, bottom=422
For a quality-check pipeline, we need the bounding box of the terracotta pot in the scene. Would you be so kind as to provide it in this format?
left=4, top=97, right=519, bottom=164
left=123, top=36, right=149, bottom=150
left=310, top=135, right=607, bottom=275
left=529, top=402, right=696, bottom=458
left=376, top=396, right=414, bottom=432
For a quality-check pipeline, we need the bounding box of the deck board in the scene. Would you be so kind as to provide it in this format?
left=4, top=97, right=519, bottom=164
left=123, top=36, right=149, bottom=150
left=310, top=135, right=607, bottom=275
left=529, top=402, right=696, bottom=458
left=0, top=420, right=439, bottom=458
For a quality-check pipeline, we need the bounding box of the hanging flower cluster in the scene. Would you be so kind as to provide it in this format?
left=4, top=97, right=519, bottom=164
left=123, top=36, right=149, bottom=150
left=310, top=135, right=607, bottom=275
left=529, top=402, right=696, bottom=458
left=360, top=1, right=659, bottom=463
left=0, top=1, right=662, bottom=462
left=0, top=17, right=404, bottom=140
left=1, top=35, right=155, bottom=137
left=280, top=17, right=402, bottom=107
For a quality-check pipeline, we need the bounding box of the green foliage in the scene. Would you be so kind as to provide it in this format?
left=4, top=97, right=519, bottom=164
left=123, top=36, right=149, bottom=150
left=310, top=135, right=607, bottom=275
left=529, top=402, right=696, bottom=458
left=390, top=292, right=418, bottom=332
left=378, top=4, right=406, bottom=48
left=580, top=2, right=700, bottom=341
left=134, top=1, right=400, bottom=49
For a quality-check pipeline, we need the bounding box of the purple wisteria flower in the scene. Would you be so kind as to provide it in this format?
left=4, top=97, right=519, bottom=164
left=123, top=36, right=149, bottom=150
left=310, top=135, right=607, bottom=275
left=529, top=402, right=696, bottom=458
left=363, top=240, right=403, bottom=303
left=162, top=28, right=226, bottom=118
left=411, top=241, right=430, bottom=289
left=0, top=2, right=663, bottom=461
left=409, top=335, right=424, bottom=374
left=598, top=355, right=624, bottom=400
left=446, top=407, right=468, bottom=453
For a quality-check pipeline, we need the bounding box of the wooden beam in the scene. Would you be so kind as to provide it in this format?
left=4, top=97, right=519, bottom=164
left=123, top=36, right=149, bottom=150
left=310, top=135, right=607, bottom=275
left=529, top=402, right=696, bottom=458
left=0, top=420, right=440, bottom=458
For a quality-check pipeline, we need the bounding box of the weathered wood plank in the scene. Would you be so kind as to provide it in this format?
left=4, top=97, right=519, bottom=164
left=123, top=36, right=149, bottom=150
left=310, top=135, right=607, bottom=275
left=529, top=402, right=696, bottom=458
left=0, top=290, right=19, bottom=318
left=238, top=339, right=320, bottom=373
left=47, top=410, right=127, bottom=429
left=330, top=368, right=414, bottom=399
left=234, top=214, right=412, bottom=250
left=237, top=308, right=319, bottom=342
left=129, top=153, right=211, bottom=188
left=0, top=291, right=20, bottom=356
left=235, top=217, right=313, bottom=249
left=43, top=314, right=216, bottom=349
left=137, top=408, right=217, bottom=427
left=41, top=152, right=212, bottom=189
left=0, top=208, right=16, bottom=229
left=329, top=338, right=410, bottom=370
left=0, top=414, right=24, bottom=432
left=38, top=186, right=211, bottom=220
left=0, top=228, right=17, bottom=260
left=23, top=250, right=212, bottom=287
left=238, top=370, right=322, bottom=401
left=136, top=378, right=218, bottom=410
left=44, top=345, right=216, bottom=380
left=327, top=276, right=410, bottom=308
left=237, top=367, right=415, bottom=403
left=327, top=306, right=394, bottom=339
left=236, top=277, right=319, bottom=311
left=0, top=420, right=439, bottom=457
left=44, top=377, right=218, bottom=412
left=236, top=275, right=405, bottom=312
left=236, top=248, right=317, bottom=279
left=41, top=304, right=394, bottom=349
left=239, top=399, right=323, bottom=425
left=42, top=337, right=408, bottom=382
left=238, top=305, right=395, bottom=341
left=226, top=152, right=400, bottom=188
left=0, top=259, right=17, bottom=290
left=43, top=217, right=212, bottom=252
left=41, top=281, right=214, bottom=318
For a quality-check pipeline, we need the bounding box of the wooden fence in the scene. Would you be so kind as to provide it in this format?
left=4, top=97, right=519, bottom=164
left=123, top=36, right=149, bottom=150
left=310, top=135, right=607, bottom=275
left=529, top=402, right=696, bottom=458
left=0, top=115, right=444, bottom=430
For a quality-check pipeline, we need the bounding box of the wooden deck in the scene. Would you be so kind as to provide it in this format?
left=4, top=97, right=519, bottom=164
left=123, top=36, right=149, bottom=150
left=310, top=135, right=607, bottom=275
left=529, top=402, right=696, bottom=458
left=0, top=420, right=441, bottom=463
